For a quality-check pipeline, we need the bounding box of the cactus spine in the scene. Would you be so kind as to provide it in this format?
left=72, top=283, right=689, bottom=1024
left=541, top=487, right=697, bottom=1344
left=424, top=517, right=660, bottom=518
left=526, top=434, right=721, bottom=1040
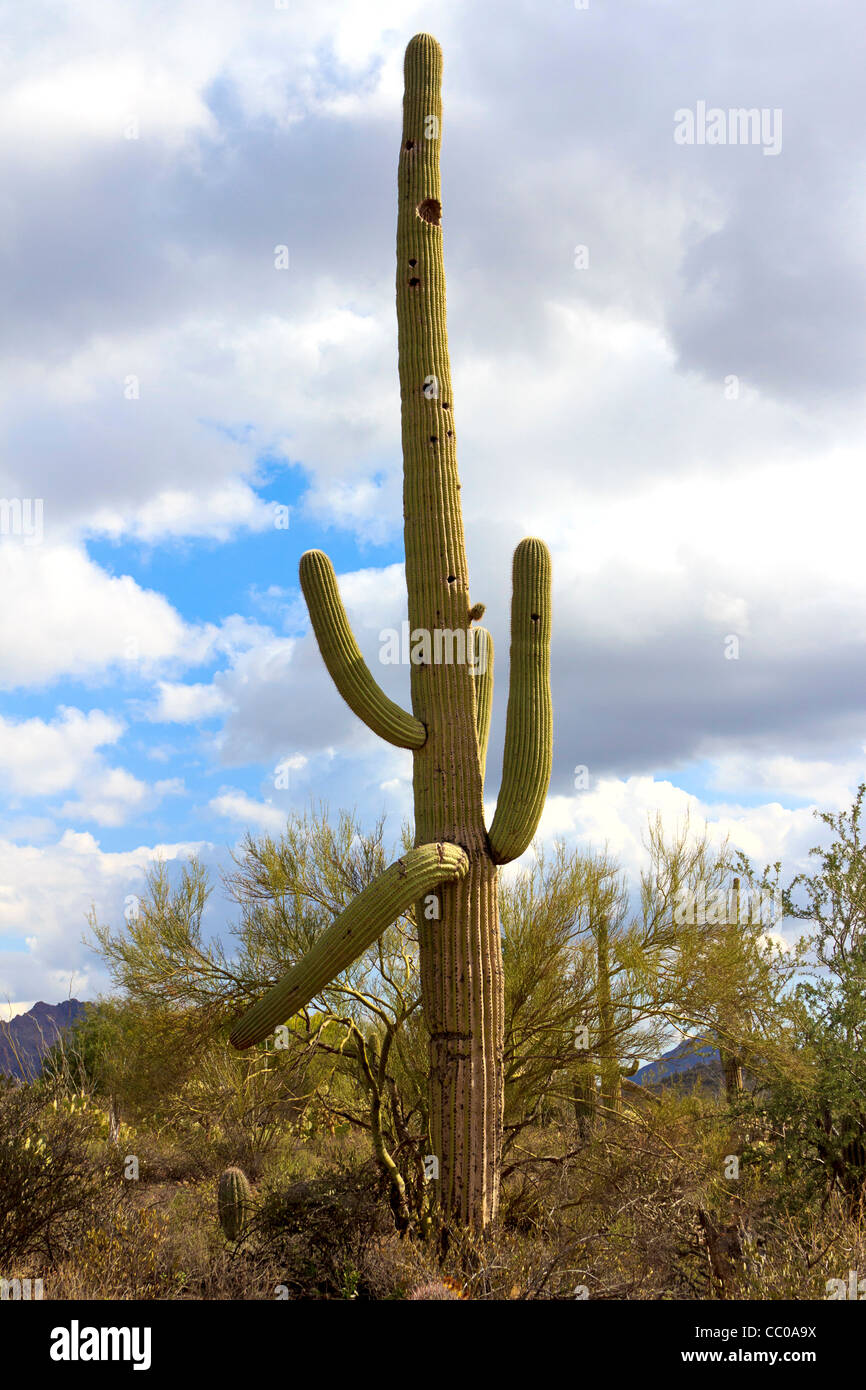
left=218, top=1166, right=251, bottom=1241
left=230, top=33, right=552, bottom=1231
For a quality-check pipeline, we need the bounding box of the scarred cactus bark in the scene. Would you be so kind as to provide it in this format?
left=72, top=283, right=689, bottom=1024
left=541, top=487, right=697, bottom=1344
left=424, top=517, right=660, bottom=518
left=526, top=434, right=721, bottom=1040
left=231, top=33, right=552, bottom=1231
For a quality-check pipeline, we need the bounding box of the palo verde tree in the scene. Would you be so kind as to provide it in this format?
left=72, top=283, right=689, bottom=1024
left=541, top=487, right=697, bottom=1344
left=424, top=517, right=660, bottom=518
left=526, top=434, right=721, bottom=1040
left=768, top=785, right=866, bottom=1202
left=229, top=34, right=552, bottom=1230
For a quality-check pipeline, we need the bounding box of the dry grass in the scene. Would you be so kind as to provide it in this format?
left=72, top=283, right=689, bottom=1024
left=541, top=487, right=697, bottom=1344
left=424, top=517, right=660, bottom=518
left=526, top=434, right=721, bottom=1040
left=3, top=1076, right=863, bottom=1301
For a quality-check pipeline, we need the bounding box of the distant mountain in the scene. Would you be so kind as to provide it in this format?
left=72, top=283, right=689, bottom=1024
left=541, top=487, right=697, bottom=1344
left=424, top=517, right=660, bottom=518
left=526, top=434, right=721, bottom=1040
left=0, top=1000, right=87, bottom=1081
left=633, top=1035, right=724, bottom=1090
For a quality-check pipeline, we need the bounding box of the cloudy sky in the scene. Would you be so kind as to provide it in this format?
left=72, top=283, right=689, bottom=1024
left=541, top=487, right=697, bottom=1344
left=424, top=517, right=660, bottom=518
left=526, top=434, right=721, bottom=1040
left=1, top=0, right=864, bottom=1013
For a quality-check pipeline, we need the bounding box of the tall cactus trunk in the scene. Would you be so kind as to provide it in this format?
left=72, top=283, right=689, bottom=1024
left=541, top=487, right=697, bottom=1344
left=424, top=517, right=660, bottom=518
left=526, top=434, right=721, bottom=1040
left=721, top=1052, right=744, bottom=1103
left=230, top=33, right=552, bottom=1235
left=398, top=35, right=503, bottom=1230
left=573, top=1068, right=597, bottom=1135
left=422, top=865, right=502, bottom=1225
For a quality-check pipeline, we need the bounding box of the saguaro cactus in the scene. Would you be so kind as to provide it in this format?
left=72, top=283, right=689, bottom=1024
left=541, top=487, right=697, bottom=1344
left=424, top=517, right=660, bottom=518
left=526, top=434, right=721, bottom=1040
left=218, top=1166, right=251, bottom=1241
left=230, top=33, right=552, bottom=1231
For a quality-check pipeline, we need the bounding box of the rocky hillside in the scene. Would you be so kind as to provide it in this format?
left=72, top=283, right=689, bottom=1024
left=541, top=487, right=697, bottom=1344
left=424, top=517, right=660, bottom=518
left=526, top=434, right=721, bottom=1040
left=0, top=999, right=87, bottom=1081
left=633, top=1035, right=725, bottom=1092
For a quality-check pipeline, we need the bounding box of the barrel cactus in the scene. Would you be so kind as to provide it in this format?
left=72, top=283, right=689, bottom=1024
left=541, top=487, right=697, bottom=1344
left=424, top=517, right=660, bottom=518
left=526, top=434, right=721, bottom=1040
left=230, top=33, right=552, bottom=1231
left=218, top=1166, right=251, bottom=1241
left=408, top=1278, right=467, bottom=1300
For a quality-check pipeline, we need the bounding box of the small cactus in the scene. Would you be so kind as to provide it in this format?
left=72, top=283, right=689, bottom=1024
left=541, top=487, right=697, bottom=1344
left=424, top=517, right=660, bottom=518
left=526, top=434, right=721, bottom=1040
left=408, top=1277, right=467, bottom=1300
left=218, top=1165, right=251, bottom=1241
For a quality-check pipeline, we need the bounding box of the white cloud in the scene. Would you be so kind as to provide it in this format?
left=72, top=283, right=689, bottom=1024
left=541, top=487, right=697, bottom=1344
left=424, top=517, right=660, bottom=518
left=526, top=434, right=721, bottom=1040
left=504, top=773, right=822, bottom=889
left=0, top=1001, right=37, bottom=1020
left=90, top=481, right=276, bottom=544
left=760, top=931, right=790, bottom=955
left=707, top=753, right=865, bottom=811
left=149, top=681, right=232, bottom=723
left=0, top=828, right=214, bottom=1002
left=60, top=774, right=184, bottom=829
left=0, top=544, right=193, bottom=688
left=0, top=57, right=215, bottom=149
left=0, top=707, right=123, bottom=796
left=276, top=754, right=308, bottom=774
left=209, top=789, right=287, bottom=832
left=0, top=707, right=185, bottom=827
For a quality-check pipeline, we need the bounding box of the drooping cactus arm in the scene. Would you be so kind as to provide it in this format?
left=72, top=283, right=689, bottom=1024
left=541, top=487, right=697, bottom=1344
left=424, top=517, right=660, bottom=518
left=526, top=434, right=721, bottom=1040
left=487, top=538, right=552, bottom=865
left=230, top=842, right=469, bottom=1048
left=472, top=626, right=494, bottom=781
left=300, top=549, right=426, bottom=750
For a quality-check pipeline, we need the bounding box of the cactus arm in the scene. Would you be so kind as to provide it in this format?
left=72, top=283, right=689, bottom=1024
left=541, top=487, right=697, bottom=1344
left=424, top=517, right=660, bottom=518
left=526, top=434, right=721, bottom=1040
left=472, top=626, right=494, bottom=782
left=230, top=842, right=469, bottom=1048
left=487, top=538, right=553, bottom=864
left=300, top=548, right=426, bottom=750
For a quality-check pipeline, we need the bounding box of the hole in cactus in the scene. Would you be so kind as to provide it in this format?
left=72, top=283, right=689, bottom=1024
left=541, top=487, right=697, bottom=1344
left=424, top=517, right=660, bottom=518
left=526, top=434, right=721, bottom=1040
left=408, top=258, right=417, bottom=266
left=447, top=575, right=456, bottom=583
left=442, top=402, right=450, bottom=409
left=409, top=276, right=421, bottom=288
left=405, top=139, right=415, bottom=150
left=530, top=613, right=540, bottom=622
left=446, top=429, right=453, bottom=438
left=430, top=435, right=438, bottom=444
left=416, top=198, right=441, bottom=225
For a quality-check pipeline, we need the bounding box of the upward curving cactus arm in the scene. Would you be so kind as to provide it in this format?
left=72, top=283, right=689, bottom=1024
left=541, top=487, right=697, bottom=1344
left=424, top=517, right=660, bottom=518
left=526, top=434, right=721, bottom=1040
left=230, top=842, right=469, bottom=1048
left=472, top=626, right=494, bottom=782
left=487, top=538, right=553, bottom=865
left=300, top=549, right=426, bottom=750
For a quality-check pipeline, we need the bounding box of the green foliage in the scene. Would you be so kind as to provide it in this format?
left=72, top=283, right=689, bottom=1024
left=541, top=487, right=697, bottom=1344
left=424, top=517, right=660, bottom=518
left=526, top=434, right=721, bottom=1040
left=0, top=1082, right=108, bottom=1265
left=254, top=1153, right=395, bottom=1299
left=740, top=788, right=866, bottom=1207
left=42, top=997, right=195, bottom=1128
left=78, top=782, right=866, bottom=1288
left=85, top=804, right=808, bottom=1231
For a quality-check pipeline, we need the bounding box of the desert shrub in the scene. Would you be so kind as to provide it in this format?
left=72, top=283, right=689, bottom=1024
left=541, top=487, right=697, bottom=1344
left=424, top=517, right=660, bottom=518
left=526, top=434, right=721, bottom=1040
left=59, top=1205, right=174, bottom=1299
left=253, top=1154, right=400, bottom=1299
left=46, top=1179, right=280, bottom=1301
left=119, top=1129, right=220, bottom=1185
left=0, top=1082, right=109, bottom=1266
left=729, top=1195, right=866, bottom=1300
